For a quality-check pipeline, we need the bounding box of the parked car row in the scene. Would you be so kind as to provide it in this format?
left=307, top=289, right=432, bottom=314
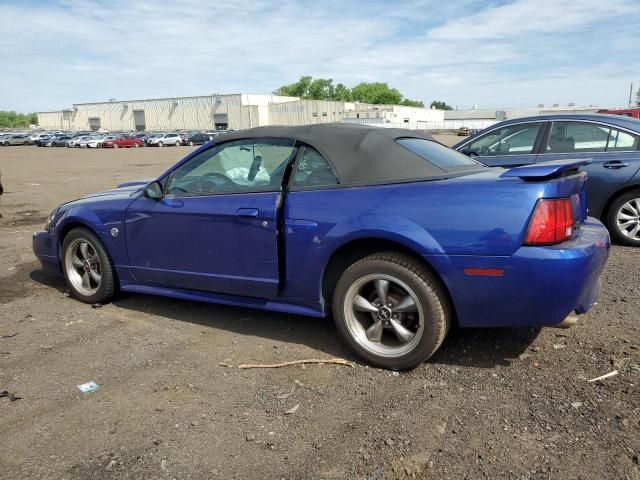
left=0, top=129, right=233, bottom=148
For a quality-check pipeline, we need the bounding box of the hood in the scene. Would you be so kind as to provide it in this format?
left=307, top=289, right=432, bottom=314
left=60, top=179, right=152, bottom=207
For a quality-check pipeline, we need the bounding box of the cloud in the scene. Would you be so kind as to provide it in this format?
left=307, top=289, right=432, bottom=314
left=0, top=0, right=638, bottom=112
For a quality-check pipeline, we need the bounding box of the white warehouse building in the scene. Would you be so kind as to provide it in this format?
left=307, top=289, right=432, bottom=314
left=439, top=104, right=608, bottom=130
left=37, top=93, right=445, bottom=131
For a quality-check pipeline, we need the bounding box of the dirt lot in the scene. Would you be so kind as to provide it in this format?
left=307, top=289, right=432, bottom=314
left=0, top=139, right=638, bottom=480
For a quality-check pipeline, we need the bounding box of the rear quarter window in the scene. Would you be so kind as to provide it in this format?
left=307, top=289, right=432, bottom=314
left=396, top=138, right=483, bottom=171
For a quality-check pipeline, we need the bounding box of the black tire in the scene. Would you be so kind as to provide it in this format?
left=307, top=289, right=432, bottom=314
left=606, top=190, right=640, bottom=247
left=61, top=227, right=116, bottom=304
left=158, top=141, right=164, bottom=147
left=332, top=252, right=450, bottom=370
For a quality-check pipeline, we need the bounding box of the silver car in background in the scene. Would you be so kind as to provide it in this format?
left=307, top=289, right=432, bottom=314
left=2, top=134, right=30, bottom=146
left=67, top=136, right=92, bottom=148
left=147, top=132, right=182, bottom=147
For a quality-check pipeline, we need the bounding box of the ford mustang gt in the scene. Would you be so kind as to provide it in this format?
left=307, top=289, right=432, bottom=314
left=33, top=124, right=610, bottom=369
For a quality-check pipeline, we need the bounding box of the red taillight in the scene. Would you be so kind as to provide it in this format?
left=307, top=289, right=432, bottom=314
left=524, top=198, right=574, bottom=245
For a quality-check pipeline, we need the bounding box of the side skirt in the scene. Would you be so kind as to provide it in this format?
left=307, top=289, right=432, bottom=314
left=120, top=284, right=325, bottom=318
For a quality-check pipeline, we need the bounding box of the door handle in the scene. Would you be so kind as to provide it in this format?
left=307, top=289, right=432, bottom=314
left=235, top=208, right=259, bottom=217
left=603, top=161, right=629, bottom=169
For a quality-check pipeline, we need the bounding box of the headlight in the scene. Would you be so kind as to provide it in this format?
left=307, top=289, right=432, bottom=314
left=44, top=208, right=58, bottom=231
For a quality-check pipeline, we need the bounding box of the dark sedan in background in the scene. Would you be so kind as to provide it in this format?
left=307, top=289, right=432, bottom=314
left=454, top=114, right=640, bottom=246
left=182, top=132, right=211, bottom=146
left=50, top=135, right=72, bottom=147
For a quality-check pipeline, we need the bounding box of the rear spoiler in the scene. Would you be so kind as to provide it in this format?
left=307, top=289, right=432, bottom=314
left=501, top=159, right=591, bottom=180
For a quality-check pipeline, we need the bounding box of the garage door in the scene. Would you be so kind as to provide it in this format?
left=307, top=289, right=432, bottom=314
left=213, top=113, right=228, bottom=130
left=88, top=117, right=101, bottom=131
left=133, top=110, right=146, bottom=131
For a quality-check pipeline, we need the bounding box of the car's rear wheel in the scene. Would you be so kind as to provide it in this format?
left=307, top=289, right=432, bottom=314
left=189, top=140, right=194, bottom=146
left=175, top=141, right=180, bottom=147
left=332, top=252, right=450, bottom=370
left=134, top=143, right=139, bottom=148
left=607, top=190, right=640, bottom=247
left=62, top=228, right=116, bottom=304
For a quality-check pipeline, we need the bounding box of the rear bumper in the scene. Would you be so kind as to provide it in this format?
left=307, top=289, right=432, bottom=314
left=32, top=230, right=62, bottom=276
left=427, top=218, right=610, bottom=328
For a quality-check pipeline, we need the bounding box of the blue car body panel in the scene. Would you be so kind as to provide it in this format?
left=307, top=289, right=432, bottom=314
left=34, top=128, right=610, bottom=330
left=124, top=191, right=281, bottom=299
left=453, top=114, right=640, bottom=219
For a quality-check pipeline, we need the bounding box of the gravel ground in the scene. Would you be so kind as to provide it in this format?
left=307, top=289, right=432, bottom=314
left=0, top=140, right=638, bottom=480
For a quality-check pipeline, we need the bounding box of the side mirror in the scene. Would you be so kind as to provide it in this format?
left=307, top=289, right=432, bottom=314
left=143, top=181, right=163, bottom=200
left=458, top=146, right=471, bottom=156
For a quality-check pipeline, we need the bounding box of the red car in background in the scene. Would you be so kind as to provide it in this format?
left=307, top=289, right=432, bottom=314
left=597, top=108, right=640, bottom=119
left=102, top=135, right=144, bottom=148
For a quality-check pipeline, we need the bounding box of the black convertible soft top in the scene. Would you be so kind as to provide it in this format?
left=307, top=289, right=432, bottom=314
left=215, top=123, right=466, bottom=185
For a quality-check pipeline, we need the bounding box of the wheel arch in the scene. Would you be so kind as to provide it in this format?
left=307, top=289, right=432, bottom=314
left=56, top=219, right=121, bottom=285
left=599, top=183, right=640, bottom=222
left=320, top=237, right=456, bottom=322
left=57, top=219, right=99, bottom=250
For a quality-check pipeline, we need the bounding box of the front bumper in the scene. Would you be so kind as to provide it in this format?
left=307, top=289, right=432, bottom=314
left=33, top=230, right=62, bottom=276
left=426, top=218, right=610, bottom=328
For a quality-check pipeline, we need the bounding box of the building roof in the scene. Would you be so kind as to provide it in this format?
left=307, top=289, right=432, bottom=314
left=214, top=123, right=479, bottom=185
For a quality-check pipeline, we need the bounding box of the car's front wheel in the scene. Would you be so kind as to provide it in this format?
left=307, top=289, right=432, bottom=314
left=158, top=141, right=164, bottom=147
left=607, top=190, right=640, bottom=247
left=61, top=228, right=116, bottom=304
left=333, top=252, right=450, bottom=370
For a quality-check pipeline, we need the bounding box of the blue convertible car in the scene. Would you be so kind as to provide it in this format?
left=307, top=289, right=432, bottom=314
left=33, top=124, right=609, bottom=369
left=454, top=114, right=640, bottom=247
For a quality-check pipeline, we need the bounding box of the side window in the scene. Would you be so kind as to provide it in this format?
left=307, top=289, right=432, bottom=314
left=606, top=128, right=639, bottom=151
left=546, top=122, right=609, bottom=153
left=166, top=138, right=296, bottom=196
left=467, top=123, right=541, bottom=156
left=292, top=146, right=339, bottom=188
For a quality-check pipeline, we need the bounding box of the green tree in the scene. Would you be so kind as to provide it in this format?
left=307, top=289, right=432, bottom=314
left=273, top=76, right=314, bottom=98
left=0, top=111, right=38, bottom=128
left=307, top=78, right=336, bottom=100
left=273, top=76, right=422, bottom=106
left=351, top=82, right=402, bottom=104
left=429, top=100, right=453, bottom=110
left=401, top=99, right=425, bottom=107
left=334, top=83, right=352, bottom=101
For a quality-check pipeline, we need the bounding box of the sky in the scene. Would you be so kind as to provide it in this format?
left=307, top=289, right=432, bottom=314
left=1, top=0, right=639, bottom=112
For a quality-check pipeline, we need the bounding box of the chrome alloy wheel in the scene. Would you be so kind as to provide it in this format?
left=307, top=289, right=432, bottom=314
left=64, top=238, right=102, bottom=296
left=343, top=274, right=424, bottom=358
left=616, top=197, right=640, bottom=240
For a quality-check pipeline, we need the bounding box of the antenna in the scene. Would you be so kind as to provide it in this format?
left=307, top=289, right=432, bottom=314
left=629, top=83, right=633, bottom=108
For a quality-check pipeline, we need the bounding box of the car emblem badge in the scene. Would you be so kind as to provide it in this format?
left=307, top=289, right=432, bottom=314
left=378, top=306, right=392, bottom=320
left=111, top=227, right=119, bottom=237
